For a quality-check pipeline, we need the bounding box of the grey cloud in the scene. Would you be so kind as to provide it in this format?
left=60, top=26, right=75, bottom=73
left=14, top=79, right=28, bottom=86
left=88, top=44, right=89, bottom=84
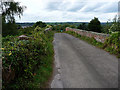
left=45, top=1, right=85, bottom=12
left=98, top=2, right=118, bottom=13
left=67, top=2, right=86, bottom=12
left=45, top=1, right=63, bottom=11
left=79, top=2, right=118, bottom=13
left=95, top=2, right=118, bottom=13
left=16, top=0, right=118, bottom=22
left=80, top=2, right=106, bottom=12
left=43, top=1, right=117, bottom=13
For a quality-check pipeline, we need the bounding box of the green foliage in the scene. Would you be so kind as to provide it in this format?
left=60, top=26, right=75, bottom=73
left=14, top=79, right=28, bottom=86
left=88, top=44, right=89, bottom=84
left=77, top=23, right=88, bottom=30
left=18, top=26, right=34, bottom=35
left=52, top=24, right=71, bottom=32
left=101, top=21, right=111, bottom=34
left=2, top=1, right=26, bottom=23
left=26, top=31, right=54, bottom=88
left=88, top=17, right=101, bottom=33
left=101, top=15, right=120, bottom=34
left=33, top=21, right=47, bottom=28
left=52, top=25, right=62, bottom=32
left=46, top=25, right=52, bottom=28
left=2, top=27, right=54, bottom=89
left=1, top=1, right=26, bottom=36
left=108, top=16, right=120, bottom=33
left=103, top=32, right=120, bottom=57
left=33, top=26, right=44, bottom=32
left=69, top=24, right=77, bottom=28
left=2, top=21, right=18, bottom=36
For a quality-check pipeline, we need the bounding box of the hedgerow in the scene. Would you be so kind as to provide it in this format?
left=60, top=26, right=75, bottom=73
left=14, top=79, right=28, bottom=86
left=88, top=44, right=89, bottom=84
left=2, top=26, right=54, bottom=89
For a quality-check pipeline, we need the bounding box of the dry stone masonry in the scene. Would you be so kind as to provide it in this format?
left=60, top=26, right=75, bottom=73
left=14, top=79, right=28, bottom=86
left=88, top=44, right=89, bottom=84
left=66, top=27, right=109, bottom=43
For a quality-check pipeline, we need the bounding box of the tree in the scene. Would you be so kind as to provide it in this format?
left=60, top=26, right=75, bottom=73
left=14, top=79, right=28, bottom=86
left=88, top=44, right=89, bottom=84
left=61, top=24, right=70, bottom=31
left=102, top=15, right=120, bottom=34
left=33, top=21, right=47, bottom=28
left=69, top=24, right=76, bottom=28
left=109, top=15, right=120, bottom=33
left=77, top=23, right=88, bottom=30
left=101, top=21, right=111, bottom=34
left=1, top=1, right=26, bottom=23
left=1, top=0, right=26, bottom=36
left=88, top=17, right=101, bottom=33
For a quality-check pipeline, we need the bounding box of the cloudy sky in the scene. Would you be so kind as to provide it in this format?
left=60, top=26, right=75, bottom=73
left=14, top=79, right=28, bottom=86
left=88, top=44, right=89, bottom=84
left=15, top=0, right=119, bottom=22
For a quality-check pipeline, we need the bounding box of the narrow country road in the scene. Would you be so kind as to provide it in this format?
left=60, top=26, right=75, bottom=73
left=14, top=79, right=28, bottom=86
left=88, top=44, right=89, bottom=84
left=51, top=33, right=118, bottom=88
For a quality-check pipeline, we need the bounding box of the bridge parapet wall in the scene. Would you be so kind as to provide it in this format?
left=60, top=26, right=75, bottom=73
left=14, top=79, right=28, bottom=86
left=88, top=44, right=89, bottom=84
left=66, top=27, right=109, bottom=43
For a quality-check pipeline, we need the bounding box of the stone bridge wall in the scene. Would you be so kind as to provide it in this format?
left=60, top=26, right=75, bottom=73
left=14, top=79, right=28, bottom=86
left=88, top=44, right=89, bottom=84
left=66, top=27, right=109, bottom=43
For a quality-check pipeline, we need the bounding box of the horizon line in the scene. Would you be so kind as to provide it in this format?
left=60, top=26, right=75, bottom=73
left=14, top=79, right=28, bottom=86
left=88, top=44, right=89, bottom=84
left=16, top=21, right=108, bottom=23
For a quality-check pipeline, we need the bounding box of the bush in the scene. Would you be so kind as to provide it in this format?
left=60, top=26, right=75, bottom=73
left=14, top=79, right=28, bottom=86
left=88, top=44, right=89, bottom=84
left=77, top=23, right=88, bottom=30
left=2, top=22, right=18, bottom=36
left=18, top=27, right=34, bottom=35
left=103, top=32, right=120, bottom=57
left=2, top=27, right=54, bottom=89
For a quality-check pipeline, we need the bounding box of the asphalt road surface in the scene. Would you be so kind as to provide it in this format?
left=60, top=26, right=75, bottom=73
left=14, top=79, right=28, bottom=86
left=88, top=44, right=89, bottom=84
left=51, top=33, right=118, bottom=88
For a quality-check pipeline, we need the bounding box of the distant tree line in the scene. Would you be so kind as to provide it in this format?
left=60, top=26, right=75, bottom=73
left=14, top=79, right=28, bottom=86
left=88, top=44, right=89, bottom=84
left=50, top=17, right=102, bottom=33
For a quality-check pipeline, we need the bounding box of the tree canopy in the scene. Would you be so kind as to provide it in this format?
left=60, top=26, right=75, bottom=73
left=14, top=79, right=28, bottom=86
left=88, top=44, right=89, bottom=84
left=1, top=0, right=26, bottom=23
left=77, top=23, right=88, bottom=30
left=33, top=21, right=47, bottom=28
left=1, top=0, right=26, bottom=36
left=88, top=17, right=101, bottom=33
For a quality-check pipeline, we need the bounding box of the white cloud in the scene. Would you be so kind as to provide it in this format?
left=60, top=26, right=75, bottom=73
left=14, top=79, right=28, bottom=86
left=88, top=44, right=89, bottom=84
left=15, top=0, right=119, bottom=22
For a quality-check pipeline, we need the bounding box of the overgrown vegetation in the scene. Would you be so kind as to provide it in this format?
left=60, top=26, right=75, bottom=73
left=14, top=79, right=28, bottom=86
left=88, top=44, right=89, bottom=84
left=26, top=31, right=54, bottom=88
left=2, top=24, right=54, bottom=89
left=18, top=26, right=34, bottom=35
left=102, top=15, right=120, bottom=34
left=66, top=31, right=120, bottom=58
left=103, top=32, right=120, bottom=57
